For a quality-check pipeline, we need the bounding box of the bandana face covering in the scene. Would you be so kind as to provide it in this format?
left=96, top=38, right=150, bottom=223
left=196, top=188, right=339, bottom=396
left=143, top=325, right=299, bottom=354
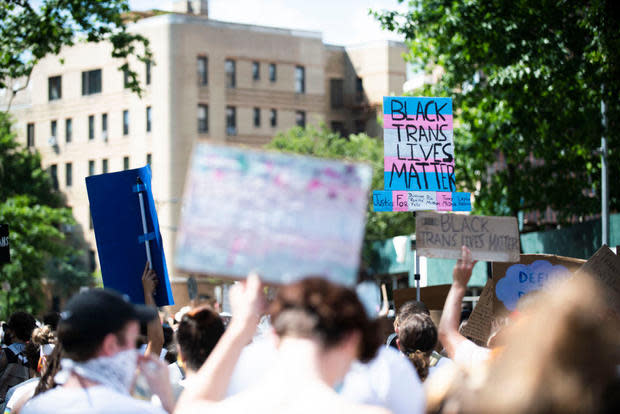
left=55, top=349, right=139, bottom=394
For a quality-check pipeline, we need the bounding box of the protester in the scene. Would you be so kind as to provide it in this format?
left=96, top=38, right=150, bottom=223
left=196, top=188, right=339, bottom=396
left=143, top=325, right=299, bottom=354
left=170, top=306, right=225, bottom=400
left=41, top=313, right=60, bottom=333
left=339, top=345, right=425, bottom=414
left=428, top=272, right=620, bottom=413
left=394, top=300, right=453, bottom=378
left=395, top=312, right=437, bottom=381
left=2, top=325, right=56, bottom=413
left=437, top=246, right=491, bottom=369
left=20, top=288, right=173, bottom=414
left=141, top=263, right=165, bottom=359
left=175, top=275, right=390, bottom=413
left=0, top=312, right=37, bottom=405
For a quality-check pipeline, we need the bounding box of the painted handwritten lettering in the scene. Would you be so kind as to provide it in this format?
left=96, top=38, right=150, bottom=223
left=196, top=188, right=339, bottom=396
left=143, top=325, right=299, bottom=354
left=415, top=211, right=520, bottom=262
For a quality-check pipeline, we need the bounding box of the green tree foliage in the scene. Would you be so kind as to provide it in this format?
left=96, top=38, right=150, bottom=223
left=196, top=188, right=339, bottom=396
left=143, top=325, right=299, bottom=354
left=375, top=0, right=620, bottom=227
left=266, top=126, right=416, bottom=242
left=0, top=0, right=151, bottom=102
left=0, top=113, right=91, bottom=319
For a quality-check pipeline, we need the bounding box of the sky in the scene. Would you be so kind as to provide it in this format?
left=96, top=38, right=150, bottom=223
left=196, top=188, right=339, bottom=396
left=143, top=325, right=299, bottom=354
left=128, top=0, right=407, bottom=46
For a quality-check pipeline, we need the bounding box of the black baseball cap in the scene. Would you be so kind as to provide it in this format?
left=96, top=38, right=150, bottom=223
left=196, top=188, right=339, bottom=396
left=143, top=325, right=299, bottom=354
left=58, top=288, right=157, bottom=352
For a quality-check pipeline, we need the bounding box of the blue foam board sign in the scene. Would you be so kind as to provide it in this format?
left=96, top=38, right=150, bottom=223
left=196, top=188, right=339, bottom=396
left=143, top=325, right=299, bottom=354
left=85, top=166, right=174, bottom=306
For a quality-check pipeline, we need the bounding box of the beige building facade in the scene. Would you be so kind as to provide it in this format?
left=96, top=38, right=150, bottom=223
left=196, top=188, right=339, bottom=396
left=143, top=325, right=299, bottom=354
left=5, top=1, right=407, bottom=311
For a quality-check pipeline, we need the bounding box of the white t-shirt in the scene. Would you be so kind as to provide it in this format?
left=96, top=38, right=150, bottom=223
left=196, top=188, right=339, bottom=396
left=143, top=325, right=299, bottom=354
left=3, top=377, right=39, bottom=412
left=226, top=335, right=278, bottom=396
left=428, top=353, right=455, bottom=380
left=453, top=339, right=491, bottom=370
left=194, top=372, right=388, bottom=414
left=21, top=385, right=166, bottom=414
left=339, top=346, right=425, bottom=414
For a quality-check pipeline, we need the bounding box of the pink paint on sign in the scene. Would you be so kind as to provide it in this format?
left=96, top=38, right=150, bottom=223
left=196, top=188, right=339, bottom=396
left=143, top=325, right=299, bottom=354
left=436, top=192, right=453, bottom=211
left=383, top=157, right=454, bottom=172
left=392, top=191, right=409, bottom=212
left=307, top=178, right=322, bottom=190
left=383, top=115, right=453, bottom=130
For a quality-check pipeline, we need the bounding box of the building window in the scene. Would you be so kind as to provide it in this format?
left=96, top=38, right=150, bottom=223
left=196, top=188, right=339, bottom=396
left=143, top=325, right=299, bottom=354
left=146, top=61, right=152, bottom=85
left=65, top=118, right=72, bottom=143
left=146, top=106, right=152, bottom=132
left=270, top=109, right=277, bottom=127
left=296, top=111, right=306, bottom=128
left=88, top=115, right=95, bottom=140
left=88, top=249, right=96, bottom=270
left=330, top=121, right=346, bottom=137
left=355, top=77, right=364, bottom=102
left=354, top=119, right=366, bottom=134
left=225, top=59, right=236, bottom=88
left=295, top=66, right=305, bottom=93
left=50, top=164, right=58, bottom=190
left=50, top=120, right=57, bottom=139
left=123, top=156, right=130, bottom=170
left=27, top=123, right=35, bottom=148
left=197, top=56, right=208, bottom=86
left=198, top=104, right=208, bottom=133
left=269, top=63, right=276, bottom=82
left=330, top=78, right=344, bottom=109
left=253, top=107, right=261, bottom=127
left=82, top=69, right=102, bottom=95
left=48, top=76, right=61, bottom=101
left=102, top=159, right=108, bottom=174
left=88, top=160, right=95, bottom=176
left=65, top=162, right=72, bottom=187
left=226, top=106, right=237, bottom=136
left=102, top=113, right=108, bottom=139
left=123, top=68, right=130, bottom=89
left=252, top=61, right=260, bottom=80
left=146, top=153, right=152, bottom=166
left=123, top=110, right=129, bottom=135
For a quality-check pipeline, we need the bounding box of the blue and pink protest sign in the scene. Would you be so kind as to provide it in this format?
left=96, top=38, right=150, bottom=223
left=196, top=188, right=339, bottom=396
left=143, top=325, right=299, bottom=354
left=175, top=143, right=372, bottom=286
left=373, top=96, right=471, bottom=212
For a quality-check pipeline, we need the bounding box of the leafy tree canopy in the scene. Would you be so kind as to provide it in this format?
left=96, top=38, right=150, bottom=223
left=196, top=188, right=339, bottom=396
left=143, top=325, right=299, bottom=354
left=0, top=113, right=92, bottom=319
left=266, top=126, right=416, bottom=242
left=375, top=0, right=620, bottom=228
left=0, top=0, right=151, bottom=101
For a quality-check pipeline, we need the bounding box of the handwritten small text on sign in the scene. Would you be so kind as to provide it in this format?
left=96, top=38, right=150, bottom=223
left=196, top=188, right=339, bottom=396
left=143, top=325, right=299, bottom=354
left=415, top=211, right=520, bottom=262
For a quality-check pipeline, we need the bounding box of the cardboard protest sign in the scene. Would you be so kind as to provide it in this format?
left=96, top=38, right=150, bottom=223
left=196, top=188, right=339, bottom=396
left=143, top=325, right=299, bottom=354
left=574, top=245, right=620, bottom=316
left=394, top=284, right=452, bottom=312
left=492, top=254, right=585, bottom=315
left=373, top=96, right=471, bottom=212
left=416, top=211, right=520, bottom=262
left=0, top=224, right=9, bottom=264
left=86, top=166, right=174, bottom=306
left=175, top=143, right=372, bottom=286
left=460, top=280, right=495, bottom=346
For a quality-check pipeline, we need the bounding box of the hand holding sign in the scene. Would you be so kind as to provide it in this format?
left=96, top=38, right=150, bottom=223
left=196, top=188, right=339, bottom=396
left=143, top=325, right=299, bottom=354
left=453, top=246, right=477, bottom=288
left=141, top=262, right=159, bottom=299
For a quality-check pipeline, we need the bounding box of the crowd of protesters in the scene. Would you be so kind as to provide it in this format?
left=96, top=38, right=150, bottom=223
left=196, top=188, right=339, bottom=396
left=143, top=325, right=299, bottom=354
left=1, top=246, right=619, bottom=413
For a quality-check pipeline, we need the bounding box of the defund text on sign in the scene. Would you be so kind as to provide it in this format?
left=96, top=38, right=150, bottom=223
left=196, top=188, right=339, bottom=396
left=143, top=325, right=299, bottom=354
left=383, top=97, right=454, bottom=192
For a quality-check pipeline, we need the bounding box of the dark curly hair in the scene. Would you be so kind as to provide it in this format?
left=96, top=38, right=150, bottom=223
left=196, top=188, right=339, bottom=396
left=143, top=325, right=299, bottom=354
left=176, top=306, right=225, bottom=371
left=8, top=311, right=36, bottom=342
left=397, top=312, right=437, bottom=381
left=269, top=277, right=381, bottom=363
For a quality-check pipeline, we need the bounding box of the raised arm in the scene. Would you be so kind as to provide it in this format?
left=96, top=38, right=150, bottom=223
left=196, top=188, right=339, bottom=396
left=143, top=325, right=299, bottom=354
left=174, top=273, right=265, bottom=413
left=142, top=262, right=164, bottom=359
left=438, top=246, right=476, bottom=358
